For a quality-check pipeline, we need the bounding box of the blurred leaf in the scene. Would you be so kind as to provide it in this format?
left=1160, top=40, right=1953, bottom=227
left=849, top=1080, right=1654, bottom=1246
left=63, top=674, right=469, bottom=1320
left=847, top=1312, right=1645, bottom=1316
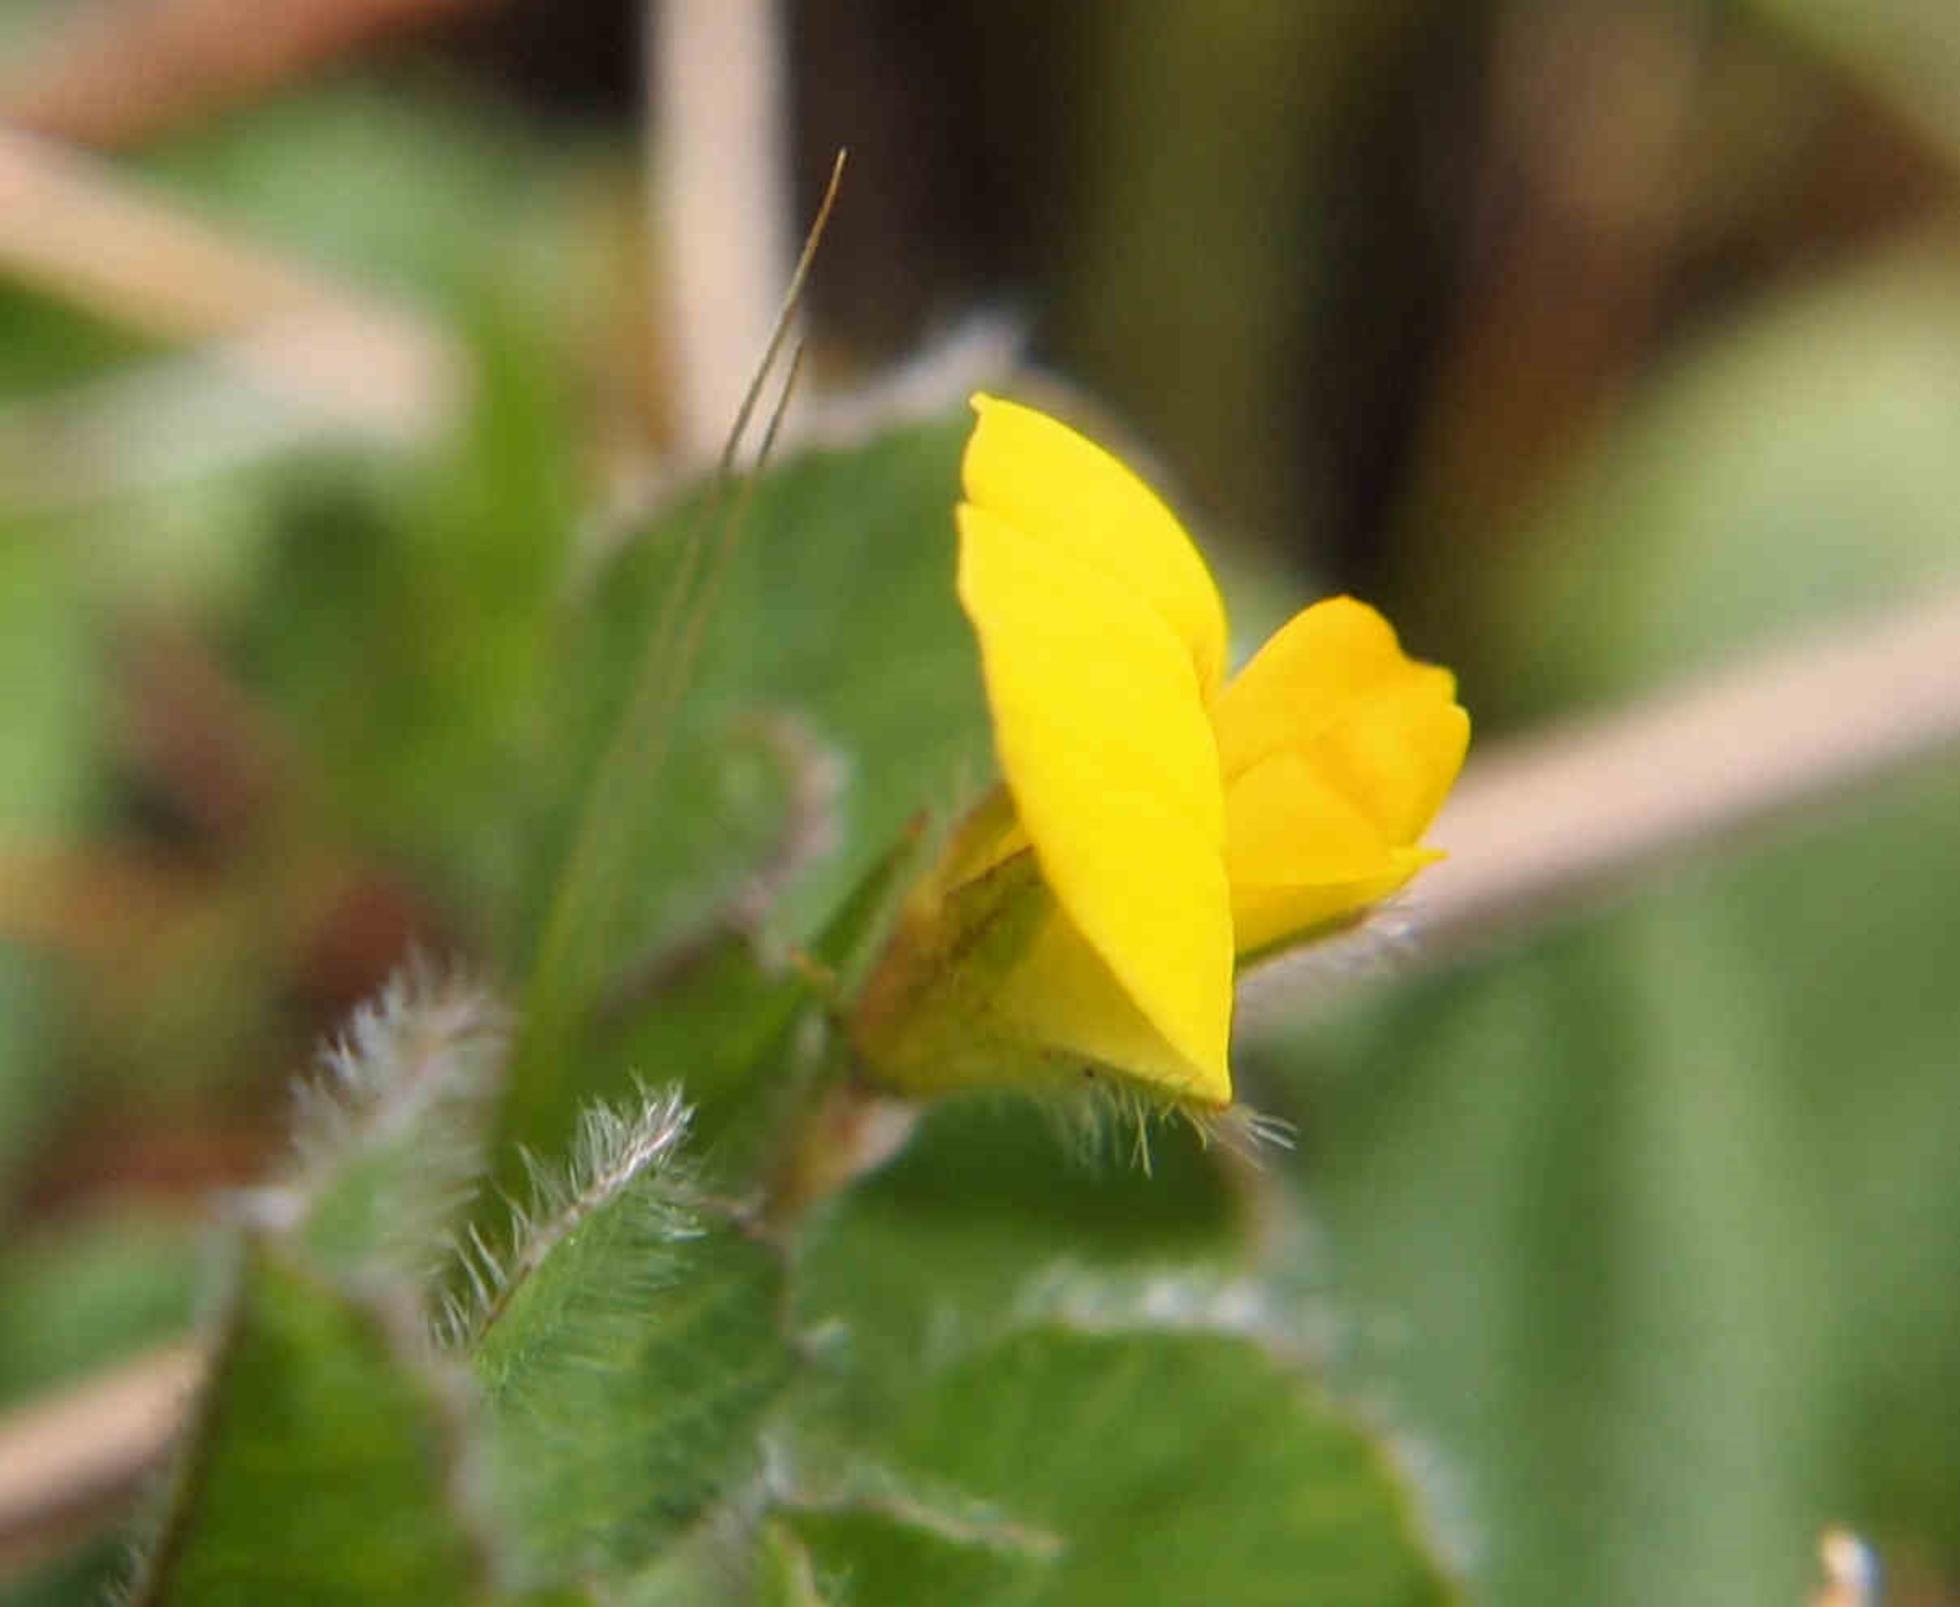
left=1248, top=237, right=1960, bottom=1604
left=0, top=1211, right=202, bottom=1409
left=1251, top=754, right=1960, bottom=1604
left=1489, top=249, right=1960, bottom=722
left=134, top=1241, right=485, bottom=1606
left=790, top=1324, right=1455, bottom=1607
left=467, top=1093, right=794, bottom=1580
left=0, top=950, right=62, bottom=1208
left=0, top=538, right=95, bottom=844
left=229, top=285, right=581, bottom=894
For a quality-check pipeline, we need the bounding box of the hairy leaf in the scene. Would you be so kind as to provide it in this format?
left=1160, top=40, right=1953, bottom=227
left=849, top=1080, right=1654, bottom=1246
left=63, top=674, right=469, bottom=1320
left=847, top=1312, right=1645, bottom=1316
left=466, top=1091, right=794, bottom=1578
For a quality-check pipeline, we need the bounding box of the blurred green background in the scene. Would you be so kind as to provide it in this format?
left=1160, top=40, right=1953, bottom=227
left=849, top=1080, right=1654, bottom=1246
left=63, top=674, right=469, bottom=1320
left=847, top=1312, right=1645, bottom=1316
left=2, top=0, right=1959, bottom=1602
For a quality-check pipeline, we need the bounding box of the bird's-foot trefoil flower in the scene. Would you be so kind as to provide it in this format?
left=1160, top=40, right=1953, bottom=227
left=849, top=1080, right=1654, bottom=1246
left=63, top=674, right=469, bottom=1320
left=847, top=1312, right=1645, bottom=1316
left=853, top=394, right=1469, bottom=1114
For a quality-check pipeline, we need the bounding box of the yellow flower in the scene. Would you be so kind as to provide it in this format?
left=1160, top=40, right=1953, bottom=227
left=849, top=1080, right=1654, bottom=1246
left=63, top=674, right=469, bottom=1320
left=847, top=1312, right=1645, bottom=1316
left=855, top=394, right=1468, bottom=1112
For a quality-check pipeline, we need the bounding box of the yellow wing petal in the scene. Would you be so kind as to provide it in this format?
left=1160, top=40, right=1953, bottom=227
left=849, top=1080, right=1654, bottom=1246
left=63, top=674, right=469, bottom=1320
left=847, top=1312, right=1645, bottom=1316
left=1223, top=749, right=1402, bottom=886
left=963, top=394, right=1231, bottom=698
left=1212, top=596, right=1451, bottom=782
left=1217, top=598, right=1468, bottom=956
left=957, top=501, right=1233, bottom=1103
left=1223, top=749, right=1438, bottom=953
left=1302, top=677, right=1469, bottom=846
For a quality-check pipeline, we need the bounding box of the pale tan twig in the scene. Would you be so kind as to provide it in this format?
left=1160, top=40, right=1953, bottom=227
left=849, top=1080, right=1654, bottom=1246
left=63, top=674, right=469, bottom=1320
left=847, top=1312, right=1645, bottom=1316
left=0, top=128, right=460, bottom=440
left=0, top=1343, right=203, bottom=1578
left=646, top=0, right=794, bottom=460
left=1241, top=585, right=1960, bottom=1028
left=0, top=0, right=481, bottom=149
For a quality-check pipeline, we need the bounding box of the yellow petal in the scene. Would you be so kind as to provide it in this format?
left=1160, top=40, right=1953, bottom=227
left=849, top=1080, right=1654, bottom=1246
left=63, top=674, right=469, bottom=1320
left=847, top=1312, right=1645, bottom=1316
left=1231, top=855, right=1435, bottom=957
left=957, top=501, right=1233, bottom=1103
left=1224, top=749, right=1402, bottom=887
left=1212, top=596, right=1446, bottom=782
left=1212, top=595, right=1467, bottom=954
left=1302, top=677, right=1470, bottom=846
left=1223, top=748, right=1439, bottom=955
left=963, top=394, right=1230, bottom=698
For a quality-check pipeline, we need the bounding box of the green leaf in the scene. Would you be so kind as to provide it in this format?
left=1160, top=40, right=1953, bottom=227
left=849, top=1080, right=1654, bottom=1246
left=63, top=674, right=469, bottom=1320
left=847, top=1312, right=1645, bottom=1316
left=793, top=1325, right=1455, bottom=1607
left=497, top=412, right=983, bottom=1172
left=793, top=1099, right=1247, bottom=1433
left=134, top=1242, right=486, bottom=1606
left=579, top=415, right=983, bottom=940
left=466, top=1091, right=795, bottom=1579
left=776, top=1506, right=1043, bottom=1605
